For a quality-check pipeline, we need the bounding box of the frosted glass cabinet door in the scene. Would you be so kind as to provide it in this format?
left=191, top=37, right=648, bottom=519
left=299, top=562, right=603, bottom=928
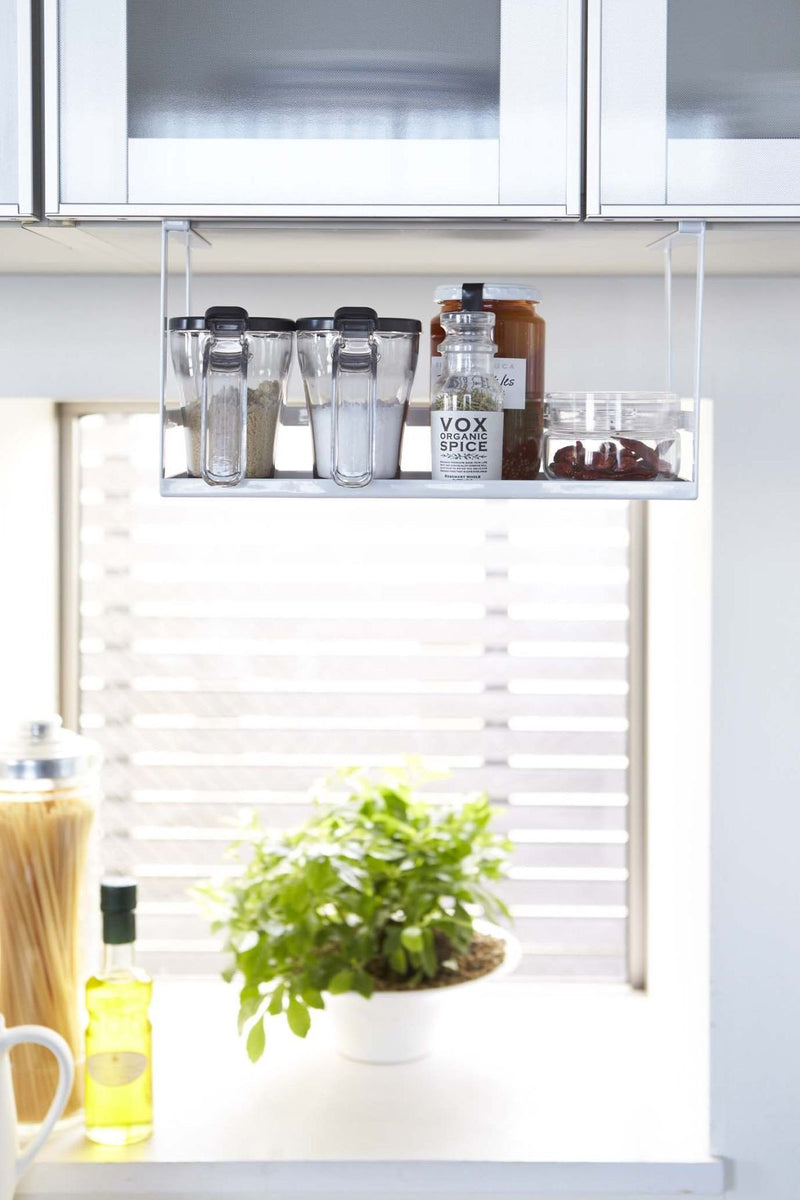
left=588, top=0, right=800, bottom=217
left=45, top=0, right=582, bottom=217
left=0, top=0, right=34, bottom=218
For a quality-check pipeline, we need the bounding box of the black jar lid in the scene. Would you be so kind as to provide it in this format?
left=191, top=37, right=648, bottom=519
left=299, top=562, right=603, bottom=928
left=168, top=306, right=295, bottom=332
left=297, top=306, right=421, bottom=334
left=100, top=876, right=138, bottom=945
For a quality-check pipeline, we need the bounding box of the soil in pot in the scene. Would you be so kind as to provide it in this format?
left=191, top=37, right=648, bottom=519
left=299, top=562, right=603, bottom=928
left=367, top=932, right=506, bottom=992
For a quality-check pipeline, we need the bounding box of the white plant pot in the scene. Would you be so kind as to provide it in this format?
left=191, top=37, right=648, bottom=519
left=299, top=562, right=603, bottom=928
left=323, top=922, right=521, bottom=1064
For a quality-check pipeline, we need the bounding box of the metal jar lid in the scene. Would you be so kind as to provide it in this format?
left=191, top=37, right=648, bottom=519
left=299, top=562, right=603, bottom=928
left=0, top=716, right=101, bottom=782
left=434, top=282, right=542, bottom=304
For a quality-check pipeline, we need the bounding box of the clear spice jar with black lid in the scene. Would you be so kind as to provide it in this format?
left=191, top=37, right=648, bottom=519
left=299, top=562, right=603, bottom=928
left=431, top=282, right=545, bottom=479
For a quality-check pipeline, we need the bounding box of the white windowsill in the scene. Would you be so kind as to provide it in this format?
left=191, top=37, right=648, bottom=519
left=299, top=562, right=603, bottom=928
left=21, top=979, right=723, bottom=1198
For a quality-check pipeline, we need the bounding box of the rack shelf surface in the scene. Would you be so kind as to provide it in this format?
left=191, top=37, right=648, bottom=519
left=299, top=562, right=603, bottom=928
left=161, top=475, right=698, bottom=500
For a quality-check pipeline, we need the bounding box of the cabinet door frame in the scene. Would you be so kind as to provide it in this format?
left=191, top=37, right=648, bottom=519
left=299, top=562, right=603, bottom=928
left=586, top=0, right=800, bottom=220
left=43, top=0, right=583, bottom=219
left=0, top=0, right=35, bottom=218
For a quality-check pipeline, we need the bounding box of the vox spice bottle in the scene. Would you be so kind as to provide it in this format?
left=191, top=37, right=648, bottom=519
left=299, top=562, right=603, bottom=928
left=431, top=282, right=545, bottom=478
left=85, top=879, right=153, bottom=1145
left=431, top=309, right=504, bottom=480
left=0, top=718, right=99, bottom=1124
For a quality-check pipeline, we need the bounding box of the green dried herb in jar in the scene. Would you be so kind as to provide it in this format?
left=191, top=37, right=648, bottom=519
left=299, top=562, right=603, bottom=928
left=431, top=388, right=502, bottom=413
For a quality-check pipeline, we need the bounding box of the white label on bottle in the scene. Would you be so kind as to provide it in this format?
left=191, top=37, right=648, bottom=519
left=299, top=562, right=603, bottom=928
left=87, top=1051, right=147, bottom=1087
left=431, top=411, right=504, bottom=481
left=430, top=356, right=526, bottom=410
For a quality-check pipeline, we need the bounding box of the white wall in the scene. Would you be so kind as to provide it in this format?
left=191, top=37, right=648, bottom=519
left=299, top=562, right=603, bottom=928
left=0, top=273, right=695, bottom=401
left=0, top=271, right=798, bottom=1199
left=704, top=279, right=800, bottom=1200
left=0, top=399, right=58, bottom=725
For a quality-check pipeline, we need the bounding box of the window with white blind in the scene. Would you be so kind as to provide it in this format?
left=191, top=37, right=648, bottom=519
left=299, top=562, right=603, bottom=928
left=61, top=406, right=643, bottom=984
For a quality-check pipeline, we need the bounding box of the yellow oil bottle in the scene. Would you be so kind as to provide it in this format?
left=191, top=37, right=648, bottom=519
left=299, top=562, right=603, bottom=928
left=85, top=878, right=153, bottom=1145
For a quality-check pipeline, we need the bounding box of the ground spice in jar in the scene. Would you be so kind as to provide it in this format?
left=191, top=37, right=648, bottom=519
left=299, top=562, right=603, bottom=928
left=431, top=283, right=545, bottom=479
left=184, top=380, right=281, bottom=479
left=309, top=398, right=407, bottom=479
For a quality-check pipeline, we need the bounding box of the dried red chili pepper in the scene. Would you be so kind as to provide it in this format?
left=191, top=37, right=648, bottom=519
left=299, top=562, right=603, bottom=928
left=547, top=436, right=676, bottom=481
left=618, top=437, right=660, bottom=469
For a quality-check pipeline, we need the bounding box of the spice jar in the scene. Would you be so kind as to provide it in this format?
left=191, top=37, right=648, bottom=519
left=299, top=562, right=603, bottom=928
left=544, top=392, right=681, bottom=481
left=431, top=282, right=545, bottom=478
left=169, top=309, right=295, bottom=485
left=296, top=309, right=420, bottom=486
left=431, top=309, right=504, bottom=481
left=0, top=718, right=100, bottom=1124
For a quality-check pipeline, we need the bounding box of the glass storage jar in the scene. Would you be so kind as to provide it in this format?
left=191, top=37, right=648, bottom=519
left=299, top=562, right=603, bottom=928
left=0, top=718, right=100, bottom=1124
left=543, top=392, right=681, bottom=481
left=431, top=283, right=545, bottom=478
left=431, top=309, right=504, bottom=481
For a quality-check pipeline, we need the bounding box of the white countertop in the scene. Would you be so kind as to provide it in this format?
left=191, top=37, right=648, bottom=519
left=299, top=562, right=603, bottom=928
left=20, top=980, right=723, bottom=1197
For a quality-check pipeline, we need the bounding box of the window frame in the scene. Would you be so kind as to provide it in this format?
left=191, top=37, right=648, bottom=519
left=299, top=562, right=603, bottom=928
left=57, top=398, right=649, bottom=989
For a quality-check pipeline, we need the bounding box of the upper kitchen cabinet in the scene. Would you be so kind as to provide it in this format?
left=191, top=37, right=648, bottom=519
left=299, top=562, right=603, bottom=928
left=44, top=0, right=582, bottom=219
left=588, top=0, right=800, bottom=218
left=0, top=0, right=35, bottom=218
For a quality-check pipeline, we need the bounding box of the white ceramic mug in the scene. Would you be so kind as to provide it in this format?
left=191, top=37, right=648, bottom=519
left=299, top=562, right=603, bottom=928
left=0, top=1015, right=74, bottom=1200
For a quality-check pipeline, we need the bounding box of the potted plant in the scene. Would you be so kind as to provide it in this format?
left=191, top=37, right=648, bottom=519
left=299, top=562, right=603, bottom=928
left=200, top=764, right=520, bottom=1064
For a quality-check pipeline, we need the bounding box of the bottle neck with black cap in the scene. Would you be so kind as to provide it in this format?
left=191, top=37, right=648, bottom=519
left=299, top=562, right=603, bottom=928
left=100, top=877, right=139, bottom=977
left=437, top=283, right=501, bottom=391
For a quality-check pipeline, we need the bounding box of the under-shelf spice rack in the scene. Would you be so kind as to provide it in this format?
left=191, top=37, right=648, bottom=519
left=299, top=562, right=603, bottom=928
left=159, top=220, right=705, bottom=501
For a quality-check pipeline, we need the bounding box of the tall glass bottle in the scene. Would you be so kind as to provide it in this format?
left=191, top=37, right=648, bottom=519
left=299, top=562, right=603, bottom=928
left=85, top=879, right=153, bottom=1146
left=430, top=309, right=504, bottom=481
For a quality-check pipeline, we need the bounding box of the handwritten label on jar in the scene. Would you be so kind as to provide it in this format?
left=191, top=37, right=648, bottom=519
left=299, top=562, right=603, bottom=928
left=431, top=412, right=504, bottom=481
left=431, top=357, right=526, bottom=410
left=87, top=1051, right=147, bottom=1087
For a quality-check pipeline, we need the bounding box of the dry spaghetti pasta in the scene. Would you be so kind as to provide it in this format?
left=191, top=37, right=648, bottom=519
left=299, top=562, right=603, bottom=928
left=0, top=785, right=94, bottom=1122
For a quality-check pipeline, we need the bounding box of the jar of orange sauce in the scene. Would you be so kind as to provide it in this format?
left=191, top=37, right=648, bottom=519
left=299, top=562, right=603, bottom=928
left=431, top=283, right=545, bottom=479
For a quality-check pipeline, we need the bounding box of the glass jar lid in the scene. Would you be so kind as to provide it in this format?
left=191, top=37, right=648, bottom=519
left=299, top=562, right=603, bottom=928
left=0, top=716, right=100, bottom=782
left=434, top=282, right=542, bottom=303
left=545, top=392, right=681, bottom=434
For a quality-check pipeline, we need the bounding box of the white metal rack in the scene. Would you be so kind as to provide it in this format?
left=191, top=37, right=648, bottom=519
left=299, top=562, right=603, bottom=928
left=159, top=220, right=706, bottom=500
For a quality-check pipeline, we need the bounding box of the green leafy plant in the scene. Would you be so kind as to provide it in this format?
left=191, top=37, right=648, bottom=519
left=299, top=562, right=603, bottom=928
left=198, top=764, right=511, bottom=1061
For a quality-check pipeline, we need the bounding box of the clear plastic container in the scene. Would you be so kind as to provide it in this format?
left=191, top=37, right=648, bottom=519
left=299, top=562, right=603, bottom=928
left=0, top=718, right=100, bottom=1124
left=544, top=392, right=681, bottom=481
left=169, top=308, right=295, bottom=485
left=296, top=308, right=420, bottom=487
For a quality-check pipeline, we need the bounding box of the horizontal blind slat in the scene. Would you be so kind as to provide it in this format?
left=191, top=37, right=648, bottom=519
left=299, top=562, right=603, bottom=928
left=80, top=691, right=629, bottom=721
left=98, top=764, right=629, bottom=795
left=100, top=798, right=628, bottom=833
left=81, top=577, right=631, bottom=606
left=80, top=615, right=630, bottom=644
left=81, top=652, right=630, bottom=682
left=82, top=725, right=629, bottom=757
